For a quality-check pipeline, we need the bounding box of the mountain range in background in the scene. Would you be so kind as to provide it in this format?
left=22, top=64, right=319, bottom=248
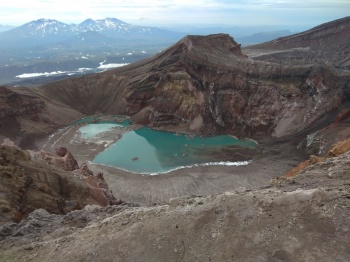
left=0, top=18, right=298, bottom=39
left=0, top=18, right=183, bottom=86
left=236, top=30, right=292, bottom=45
left=0, top=17, right=180, bottom=50
left=0, top=17, right=295, bottom=86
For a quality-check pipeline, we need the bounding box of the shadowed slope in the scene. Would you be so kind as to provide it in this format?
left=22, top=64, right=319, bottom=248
left=34, top=32, right=350, bottom=140
left=245, top=16, right=350, bottom=69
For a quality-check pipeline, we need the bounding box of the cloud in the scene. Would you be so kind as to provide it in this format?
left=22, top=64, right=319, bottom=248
left=0, top=0, right=349, bottom=26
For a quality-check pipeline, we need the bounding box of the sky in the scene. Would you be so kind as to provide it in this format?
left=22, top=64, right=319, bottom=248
left=0, top=0, right=349, bottom=28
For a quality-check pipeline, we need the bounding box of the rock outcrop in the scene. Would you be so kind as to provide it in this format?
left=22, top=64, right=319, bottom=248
left=296, top=107, right=350, bottom=156
left=0, top=144, right=118, bottom=226
left=40, top=147, right=79, bottom=171
left=328, top=138, right=350, bottom=157
left=273, top=138, right=350, bottom=181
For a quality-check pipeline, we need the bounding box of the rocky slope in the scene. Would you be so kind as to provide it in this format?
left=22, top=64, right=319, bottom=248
left=296, top=107, right=350, bottom=157
left=0, top=86, right=45, bottom=118
left=31, top=30, right=350, bottom=141
left=0, top=86, right=82, bottom=148
left=0, top=149, right=349, bottom=262
left=244, top=16, right=350, bottom=69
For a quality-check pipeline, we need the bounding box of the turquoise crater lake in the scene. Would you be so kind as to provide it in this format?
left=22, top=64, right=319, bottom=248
left=79, top=122, right=129, bottom=138
left=92, top=127, right=257, bottom=174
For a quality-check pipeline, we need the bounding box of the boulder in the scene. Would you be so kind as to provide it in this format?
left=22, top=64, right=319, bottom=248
left=328, top=138, right=350, bottom=157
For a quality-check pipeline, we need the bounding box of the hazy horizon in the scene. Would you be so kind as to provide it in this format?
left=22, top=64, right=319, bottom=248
left=1, top=0, right=349, bottom=30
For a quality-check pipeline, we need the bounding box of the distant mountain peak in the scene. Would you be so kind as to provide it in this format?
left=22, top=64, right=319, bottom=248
left=1, top=16, right=168, bottom=42
left=10, top=18, right=76, bottom=36
left=97, top=17, right=127, bottom=29
left=77, top=17, right=159, bottom=34
left=31, top=18, right=64, bottom=25
left=103, top=17, right=124, bottom=23
left=37, top=18, right=53, bottom=22
left=82, top=18, right=95, bottom=22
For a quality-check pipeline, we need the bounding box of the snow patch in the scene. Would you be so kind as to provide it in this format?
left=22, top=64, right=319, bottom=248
left=147, top=161, right=251, bottom=175
left=95, top=160, right=252, bottom=176
left=16, top=71, right=68, bottom=78
left=97, top=63, right=128, bottom=69
left=78, top=68, right=93, bottom=71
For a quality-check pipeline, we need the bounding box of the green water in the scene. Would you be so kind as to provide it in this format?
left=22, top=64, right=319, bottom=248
left=79, top=123, right=124, bottom=138
left=93, top=127, right=256, bottom=174
left=73, top=116, right=130, bottom=138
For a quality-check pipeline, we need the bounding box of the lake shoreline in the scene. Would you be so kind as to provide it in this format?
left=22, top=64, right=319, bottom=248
left=37, top=118, right=307, bottom=206
left=87, top=139, right=306, bottom=206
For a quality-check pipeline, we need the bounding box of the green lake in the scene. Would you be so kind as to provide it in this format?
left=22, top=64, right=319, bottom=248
left=91, top=126, right=257, bottom=175
left=80, top=123, right=124, bottom=138
left=77, top=117, right=131, bottom=138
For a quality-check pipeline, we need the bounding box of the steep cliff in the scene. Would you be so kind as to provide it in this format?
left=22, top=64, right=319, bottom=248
left=33, top=30, right=350, bottom=140
left=0, top=86, right=82, bottom=148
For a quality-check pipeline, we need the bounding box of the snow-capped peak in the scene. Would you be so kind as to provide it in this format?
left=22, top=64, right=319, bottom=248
left=98, top=17, right=125, bottom=28
left=78, top=17, right=132, bottom=32
left=12, top=18, right=77, bottom=36
left=5, top=17, right=162, bottom=38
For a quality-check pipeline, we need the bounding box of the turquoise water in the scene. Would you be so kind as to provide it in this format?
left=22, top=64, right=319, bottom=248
left=72, top=116, right=130, bottom=138
left=79, top=123, right=124, bottom=138
left=93, top=127, right=256, bottom=174
left=69, top=116, right=96, bottom=126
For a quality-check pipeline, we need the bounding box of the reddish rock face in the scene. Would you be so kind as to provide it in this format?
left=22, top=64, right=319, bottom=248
left=55, top=147, right=67, bottom=157
left=329, top=138, right=350, bottom=157
left=0, top=145, right=119, bottom=225
left=40, top=147, right=79, bottom=171
left=79, top=164, right=94, bottom=176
